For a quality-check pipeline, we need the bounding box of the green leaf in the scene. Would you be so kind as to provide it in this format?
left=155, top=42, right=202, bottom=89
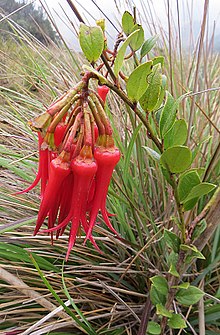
left=142, top=146, right=161, bottom=161
left=126, top=61, right=153, bottom=102
left=139, top=64, right=162, bottom=111
left=164, top=119, right=188, bottom=149
left=79, top=24, right=104, bottom=62
left=174, top=282, right=190, bottom=289
left=180, top=244, right=205, bottom=262
left=130, top=24, right=144, bottom=51
left=152, top=56, right=164, bottom=66
left=164, top=229, right=181, bottom=253
left=150, top=285, right=166, bottom=306
left=193, top=167, right=205, bottom=178
left=176, top=285, right=204, bottom=306
left=192, top=219, right=207, bottom=240
left=168, top=252, right=179, bottom=277
left=156, top=304, right=173, bottom=318
left=147, top=321, right=161, bottom=335
left=150, top=275, right=168, bottom=296
left=140, top=35, right=158, bottom=59
left=154, top=75, right=167, bottom=110
left=168, top=314, right=187, bottom=329
left=159, top=91, right=177, bottom=138
left=168, top=263, right=180, bottom=277
left=160, top=146, right=192, bottom=173
left=179, top=171, right=207, bottom=209
left=114, top=29, right=140, bottom=76
left=183, top=197, right=199, bottom=211
left=183, top=182, right=216, bottom=203
left=122, top=11, right=134, bottom=35
left=177, top=170, right=201, bottom=202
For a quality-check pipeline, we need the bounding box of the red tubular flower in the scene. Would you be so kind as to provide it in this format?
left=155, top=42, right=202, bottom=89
left=41, top=145, right=99, bottom=260
left=97, top=85, right=110, bottom=103
left=85, top=136, right=120, bottom=242
left=15, top=133, right=49, bottom=197
left=40, top=145, right=50, bottom=197
left=20, top=78, right=121, bottom=260
left=66, top=146, right=98, bottom=259
left=94, top=124, right=99, bottom=142
left=34, top=153, right=71, bottom=235
left=56, top=173, right=74, bottom=238
left=54, top=122, right=67, bottom=147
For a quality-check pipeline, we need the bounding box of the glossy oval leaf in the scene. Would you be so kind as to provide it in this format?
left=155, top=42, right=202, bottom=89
left=164, top=229, right=181, bottom=253
left=177, top=170, right=201, bottom=202
left=114, top=29, right=140, bottom=76
left=164, top=119, right=188, bottom=149
left=168, top=314, right=187, bottom=329
left=192, top=219, right=207, bottom=240
left=153, top=56, right=164, bottom=66
left=139, top=64, right=162, bottom=111
left=160, top=146, right=192, bottom=173
left=140, top=35, right=158, bottom=59
left=130, top=24, right=145, bottom=51
left=176, top=285, right=204, bottom=306
left=183, top=197, right=199, bottom=211
left=183, top=182, right=216, bottom=203
left=159, top=91, right=178, bottom=138
left=150, top=286, right=166, bottom=306
left=79, top=24, right=104, bottom=62
left=156, top=304, right=172, bottom=318
left=126, top=61, right=153, bottom=102
left=122, top=11, right=134, bottom=35
left=147, top=321, right=161, bottom=335
left=150, top=275, right=168, bottom=296
left=168, top=262, right=180, bottom=277
left=180, top=244, right=205, bottom=263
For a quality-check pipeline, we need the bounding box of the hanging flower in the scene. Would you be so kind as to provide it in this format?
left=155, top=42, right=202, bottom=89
left=17, top=75, right=120, bottom=260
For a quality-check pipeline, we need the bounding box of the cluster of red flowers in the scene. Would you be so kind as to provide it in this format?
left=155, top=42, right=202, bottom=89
left=17, top=78, right=120, bottom=260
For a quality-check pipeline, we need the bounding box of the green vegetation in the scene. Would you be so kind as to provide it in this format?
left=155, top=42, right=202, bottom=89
left=0, top=0, right=58, bottom=44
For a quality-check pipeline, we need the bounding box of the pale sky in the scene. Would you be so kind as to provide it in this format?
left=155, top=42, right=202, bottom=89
left=36, top=0, right=220, bottom=50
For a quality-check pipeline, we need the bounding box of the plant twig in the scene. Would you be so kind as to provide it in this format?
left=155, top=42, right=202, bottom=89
left=137, top=296, right=152, bottom=335
left=161, top=187, right=220, bottom=332
left=105, top=80, right=162, bottom=151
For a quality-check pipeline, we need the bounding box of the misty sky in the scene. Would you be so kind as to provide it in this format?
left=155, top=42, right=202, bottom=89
left=37, top=0, right=220, bottom=49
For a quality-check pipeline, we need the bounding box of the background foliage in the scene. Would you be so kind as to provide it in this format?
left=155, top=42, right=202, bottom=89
left=0, top=0, right=58, bottom=44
